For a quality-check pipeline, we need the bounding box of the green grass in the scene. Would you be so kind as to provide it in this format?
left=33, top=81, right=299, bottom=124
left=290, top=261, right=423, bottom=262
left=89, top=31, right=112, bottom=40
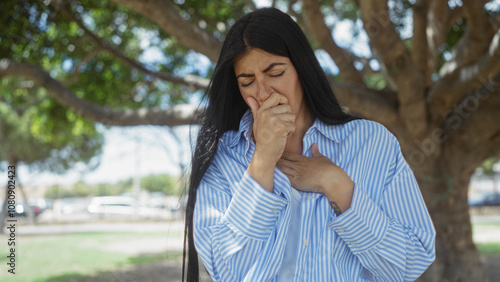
left=471, top=222, right=500, bottom=257
left=0, top=232, right=181, bottom=282
left=472, top=222, right=500, bottom=227
left=476, top=242, right=500, bottom=255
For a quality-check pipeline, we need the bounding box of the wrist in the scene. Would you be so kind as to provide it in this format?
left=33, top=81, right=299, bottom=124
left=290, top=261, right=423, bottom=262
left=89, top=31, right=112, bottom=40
left=247, top=151, right=276, bottom=192
left=323, top=179, right=354, bottom=214
left=253, top=144, right=281, bottom=165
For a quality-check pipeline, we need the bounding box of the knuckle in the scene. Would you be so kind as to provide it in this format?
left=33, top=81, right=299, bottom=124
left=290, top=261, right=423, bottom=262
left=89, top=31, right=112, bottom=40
left=269, top=116, right=279, bottom=127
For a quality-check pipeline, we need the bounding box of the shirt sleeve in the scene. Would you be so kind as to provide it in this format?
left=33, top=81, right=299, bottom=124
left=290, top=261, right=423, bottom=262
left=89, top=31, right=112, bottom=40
left=327, top=135, right=436, bottom=281
left=194, top=164, right=288, bottom=281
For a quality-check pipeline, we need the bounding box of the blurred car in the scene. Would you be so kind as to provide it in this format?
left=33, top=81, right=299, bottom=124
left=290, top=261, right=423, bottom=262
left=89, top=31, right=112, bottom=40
left=29, top=198, right=52, bottom=212
left=149, top=192, right=167, bottom=209
left=469, top=192, right=500, bottom=207
left=87, top=196, right=137, bottom=217
left=60, top=197, right=91, bottom=214
left=13, top=202, right=43, bottom=217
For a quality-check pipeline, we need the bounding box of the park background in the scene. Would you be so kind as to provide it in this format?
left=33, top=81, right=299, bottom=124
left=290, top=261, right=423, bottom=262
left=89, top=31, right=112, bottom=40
left=1, top=0, right=500, bottom=281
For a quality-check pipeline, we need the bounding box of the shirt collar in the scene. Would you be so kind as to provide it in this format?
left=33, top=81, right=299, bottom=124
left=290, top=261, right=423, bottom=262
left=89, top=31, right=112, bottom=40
left=228, top=109, right=254, bottom=148
left=305, top=118, right=344, bottom=144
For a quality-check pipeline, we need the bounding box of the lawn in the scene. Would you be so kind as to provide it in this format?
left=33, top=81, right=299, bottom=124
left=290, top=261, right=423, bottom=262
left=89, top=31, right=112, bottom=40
left=0, top=231, right=181, bottom=282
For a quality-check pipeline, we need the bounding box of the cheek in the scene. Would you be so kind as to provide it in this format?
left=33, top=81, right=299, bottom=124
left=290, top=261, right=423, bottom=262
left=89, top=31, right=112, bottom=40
left=284, top=74, right=303, bottom=110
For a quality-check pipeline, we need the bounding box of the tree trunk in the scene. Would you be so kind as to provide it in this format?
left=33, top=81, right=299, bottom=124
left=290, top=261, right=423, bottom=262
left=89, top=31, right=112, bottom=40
left=417, top=167, right=486, bottom=281
left=18, top=179, right=36, bottom=225
left=1, top=158, right=17, bottom=234
left=0, top=181, right=9, bottom=234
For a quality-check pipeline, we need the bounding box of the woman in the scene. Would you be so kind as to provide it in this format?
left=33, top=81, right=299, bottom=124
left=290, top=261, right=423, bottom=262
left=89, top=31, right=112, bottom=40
left=184, top=7, right=435, bottom=282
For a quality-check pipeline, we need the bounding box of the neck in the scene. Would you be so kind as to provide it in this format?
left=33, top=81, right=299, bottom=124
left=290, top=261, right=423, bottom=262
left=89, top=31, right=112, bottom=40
left=285, top=102, right=314, bottom=154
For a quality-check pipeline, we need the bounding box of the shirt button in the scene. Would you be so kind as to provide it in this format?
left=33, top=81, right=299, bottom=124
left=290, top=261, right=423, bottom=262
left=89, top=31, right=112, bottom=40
left=303, top=239, right=309, bottom=246
left=338, top=228, right=345, bottom=233
left=271, top=209, right=278, bottom=214
left=352, top=242, right=359, bottom=247
left=263, top=228, right=270, bottom=233
left=306, top=196, right=313, bottom=200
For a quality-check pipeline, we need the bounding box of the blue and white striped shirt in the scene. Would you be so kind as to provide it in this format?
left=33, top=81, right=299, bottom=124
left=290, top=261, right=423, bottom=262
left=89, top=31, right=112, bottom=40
left=194, top=110, right=436, bottom=281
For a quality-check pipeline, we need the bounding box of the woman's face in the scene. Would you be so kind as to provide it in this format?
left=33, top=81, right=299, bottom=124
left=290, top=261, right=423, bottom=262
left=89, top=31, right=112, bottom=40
left=234, top=48, right=305, bottom=117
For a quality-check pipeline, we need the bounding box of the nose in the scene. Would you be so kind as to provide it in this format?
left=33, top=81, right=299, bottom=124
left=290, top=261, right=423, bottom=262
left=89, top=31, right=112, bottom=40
left=256, top=78, right=272, bottom=103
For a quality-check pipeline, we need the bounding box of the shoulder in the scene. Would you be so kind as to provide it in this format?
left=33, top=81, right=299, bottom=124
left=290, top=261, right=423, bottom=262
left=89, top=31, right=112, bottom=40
left=350, top=119, right=395, bottom=139
left=219, top=129, right=241, bottom=148
left=331, top=118, right=398, bottom=146
left=336, top=119, right=401, bottom=161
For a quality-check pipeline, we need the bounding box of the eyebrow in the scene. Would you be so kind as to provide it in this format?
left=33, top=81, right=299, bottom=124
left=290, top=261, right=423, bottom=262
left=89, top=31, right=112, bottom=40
left=236, top=62, right=286, bottom=79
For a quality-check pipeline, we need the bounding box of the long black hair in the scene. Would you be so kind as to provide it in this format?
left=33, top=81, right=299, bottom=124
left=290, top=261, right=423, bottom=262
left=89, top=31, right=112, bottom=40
left=183, top=7, right=358, bottom=281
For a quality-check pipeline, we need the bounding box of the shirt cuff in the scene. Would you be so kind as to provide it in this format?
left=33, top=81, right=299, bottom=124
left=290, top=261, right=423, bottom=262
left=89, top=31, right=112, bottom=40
left=225, top=171, right=288, bottom=240
left=327, top=183, right=389, bottom=254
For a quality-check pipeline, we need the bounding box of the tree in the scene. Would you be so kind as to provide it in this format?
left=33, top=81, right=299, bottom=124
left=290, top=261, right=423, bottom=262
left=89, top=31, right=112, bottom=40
left=0, top=75, right=103, bottom=227
left=0, top=0, right=499, bottom=280
left=141, top=173, right=180, bottom=195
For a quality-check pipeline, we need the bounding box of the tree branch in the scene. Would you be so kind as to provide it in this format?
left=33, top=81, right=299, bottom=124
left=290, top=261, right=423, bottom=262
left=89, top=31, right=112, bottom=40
left=413, top=0, right=448, bottom=87
left=109, top=0, right=222, bottom=62
left=429, top=29, right=500, bottom=118
left=412, top=0, right=431, bottom=85
left=55, top=2, right=209, bottom=91
left=358, top=0, right=415, bottom=82
left=358, top=0, right=427, bottom=137
left=301, top=0, right=365, bottom=85
left=447, top=6, right=464, bottom=28
left=446, top=87, right=500, bottom=165
left=0, top=59, right=203, bottom=127
left=332, top=82, right=399, bottom=126
left=65, top=48, right=101, bottom=85
left=462, top=0, right=489, bottom=48
left=440, top=1, right=493, bottom=77
left=427, top=0, right=449, bottom=74
left=447, top=0, right=492, bottom=29
left=245, top=0, right=256, bottom=10
left=287, top=0, right=305, bottom=27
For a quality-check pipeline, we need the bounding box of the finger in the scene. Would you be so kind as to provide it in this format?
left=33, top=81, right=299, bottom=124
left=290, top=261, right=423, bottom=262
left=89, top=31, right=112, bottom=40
left=277, top=158, right=296, bottom=169
left=283, top=121, right=296, bottom=137
left=261, top=92, right=288, bottom=109
left=276, top=162, right=296, bottom=177
left=246, top=96, right=260, bottom=117
left=267, top=104, right=293, bottom=115
left=267, top=115, right=295, bottom=136
left=311, top=143, right=323, bottom=158
left=276, top=113, right=295, bottom=123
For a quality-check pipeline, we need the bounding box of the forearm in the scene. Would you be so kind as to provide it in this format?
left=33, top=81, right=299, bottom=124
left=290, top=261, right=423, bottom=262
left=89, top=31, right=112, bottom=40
left=195, top=170, right=288, bottom=279
left=353, top=221, right=436, bottom=281
left=328, top=182, right=435, bottom=280
left=323, top=183, right=354, bottom=215
left=321, top=173, right=354, bottom=214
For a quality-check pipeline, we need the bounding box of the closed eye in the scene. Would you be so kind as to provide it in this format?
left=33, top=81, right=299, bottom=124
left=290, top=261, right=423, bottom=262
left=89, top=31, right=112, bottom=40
left=269, top=71, right=285, bottom=77
left=239, top=71, right=285, bottom=87
left=241, top=80, right=254, bottom=87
